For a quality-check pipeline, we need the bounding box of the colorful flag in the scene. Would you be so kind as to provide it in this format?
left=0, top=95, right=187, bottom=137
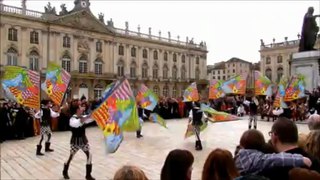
left=184, top=122, right=208, bottom=138
left=136, top=84, right=159, bottom=111
left=91, top=79, right=139, bottom=153
left=209, top=80, right=225, bottom=99
left=41, top=62, right=71, bottom=105
left=183, top=82, right=199, bottom=102
left=149, top=113, right=167, bottom=128
left=284, top=74, right=306, bottom=102
left=273, top=76, right=288, bottom=108
left=254, top=71, right=272, bottom=96
left=200, top=104, right=239, bottom=122
left=1, top=66, right=40, bottom=109
left=221, top=74, right=247, bottom=95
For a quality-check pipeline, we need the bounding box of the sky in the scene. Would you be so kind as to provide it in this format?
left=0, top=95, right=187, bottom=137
left=3, top=0, right=320, bottom=65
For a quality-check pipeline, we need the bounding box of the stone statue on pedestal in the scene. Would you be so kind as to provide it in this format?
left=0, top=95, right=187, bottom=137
left=59, top=4, right=68, bottom=15
left=299, top=7, right=320, bottom=52
left=44, top=2, right=56, bottom=15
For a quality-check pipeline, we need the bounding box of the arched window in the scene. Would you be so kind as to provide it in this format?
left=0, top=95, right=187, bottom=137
left=153, top=86, right=160, bottom=96
left=181, top=55, right=185, bottom=63
left=163, top=64, right=168, bottom=79
left=142, top=63, right=148, bottom=79
left=79, top=55, right=88, bottom=73
left=8, top=28, right=18, bottom=41
left=6, top=48, right=18, bottom=66
left=164, top=52, right=168, bottom=61
left=63, top=35, right=70, bottom=48
left=131, top=47, right=136, bottom=57
left=117, top=60, right=124, bottom=77
left=30, top=31, right=39, bottom=44
left=195, top=67, right=200, bottom=80
left=196, top=57, right=200, bottom=65
left=143, top=49, right=148, bottom=58
left=118, top=45, right=124, bottom=55
left=181, top=65, right=186, bottom=80
left=130, top=62, right=136, bottom=78
left=277, top=55, right=283, bottom=63
left=153, top=64, right=158, bottom=79
left=172, top=65, right=177, bottom=79
left=173, top=53, right=177, bottom=62
left=265, top=68, right=272, bottom=80
left=29, top=50, right=39, bottom=71
left=277, top=67, right=283, bottom=82
left=172, top=86, right=177, bottom=98
left=163, top=85, right=169, bottom=97
left=96, top=41, right=102, bottom=52
left=62, top=54, right=71, bottom=72
left=94, top=58, right=103, bottom=75
left=153, top=50, right=158, bottom=60
left=94, top=84, right=103, bottom=99
left=266, top=56, right=271, bottom=64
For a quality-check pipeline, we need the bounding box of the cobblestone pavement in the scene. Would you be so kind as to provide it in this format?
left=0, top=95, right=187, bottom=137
left=0, top=118, right=310, bottom=180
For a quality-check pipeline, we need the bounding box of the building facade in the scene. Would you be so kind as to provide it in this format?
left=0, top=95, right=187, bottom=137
left=0, top=0, right=208, bottom=100
left=207, top=57, right=252, bottom=81
left=259, top=37, right=320, bottom=83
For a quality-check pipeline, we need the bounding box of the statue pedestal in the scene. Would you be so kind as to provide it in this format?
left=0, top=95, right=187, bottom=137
left=290, top=50, right=320, bottom=91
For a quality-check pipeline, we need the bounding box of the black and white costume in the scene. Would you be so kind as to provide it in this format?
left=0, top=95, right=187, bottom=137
left=136, top=107, right=147, bottom=138
left=63, top=114, right=95, bottom=180
left=188, top=102, right=207, bottom=151
left=34, top=106, right=59, bottom=155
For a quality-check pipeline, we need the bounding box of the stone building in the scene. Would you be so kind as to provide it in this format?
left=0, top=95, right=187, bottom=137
left=0, top=0, right=208, bottom=100
left=259, top=36, right=320, bottom=83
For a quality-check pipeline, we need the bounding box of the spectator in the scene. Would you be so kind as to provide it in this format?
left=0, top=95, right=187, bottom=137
left=304, top=130, right=320, bottom=163
left=289, top=167, right=320, bottom=180
left=161, top=149, right=194, bottom=180
left=113, top=165, right=148, bottom=180
left=202, top=148, right=239, bottom=180
left=307, top=108, right=320, bottom=130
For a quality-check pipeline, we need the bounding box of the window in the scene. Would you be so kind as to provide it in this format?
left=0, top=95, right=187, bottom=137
left=223, top=76, right=225, bottom=80
left=213, top=71, right=215, bottom=75
left=196, top=57, right=199, bottom=64
left=94, top=58, right=103, bottom=75
left=30, top=31, right=39, bottom=44
left=153, top=64, right=158, bottom=79
left=233, top=69, right=235, bottom=73
left=163, top=64, right=168, bottom=79
left=164, top=52, right=168, bottom=61
left=142, top=63, right=148, bottom=79
left=163, top=85, right=169, bottom=97
left=233, top=63, right=235, bottom=67
left=172, top=65, right=177, bottom=79
left=266, top=56, right=271, bottom=64
left=181, top=55, right=185, bottom=63
left=143, top=49, right=148, bottom=58
left=223, top=70, right=225, bottom=74
left=117, top=60, right=124, bottom=77
left=62, top=54, right=71, bottom=72
left=8, top=28, right=18, bottom=41
left=218, top=71, right=220, bottom=74
left=173, top=53, right=177, bottom=62
left=277, top=67, right=283, bottom=82
left=96, top=41, right=102, bottom=52
left=94, top=84, right=103, bottom=99
left=63, top=35, right=70, bottom=48
left=29, top=51, right=39, bottom=71
left=172, top=87, right=177, bottom=98
left=153, top=86, right=160, bottom=96
left=277, top=55, right=283, bottom=63
left=195, top=68, right=200, bottom=80
left=131, top=47, right=136, bottom=57
left=79, top=55, right=88, bottom=73
left=118, top=45, right=124, bottom=55
left=181, top=66, right=186, bottom=80
left=153, top=50, right=158, bottom=60
left=130, top=62, right=136, bottom=78
left=240, top=63, right=242, bottom=67
left=6, top=48, right=18, bottom=66
left=266, top=68, right=272, bottom=80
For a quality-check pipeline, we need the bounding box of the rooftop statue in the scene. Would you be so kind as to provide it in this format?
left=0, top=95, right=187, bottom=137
left=44, top=2, right=56, bottom=15
left=59, top=4, right=68, bottom=15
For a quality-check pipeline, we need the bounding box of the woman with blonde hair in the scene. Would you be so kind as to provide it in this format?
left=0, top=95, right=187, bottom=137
left=113, top=165, right=148, bottom=180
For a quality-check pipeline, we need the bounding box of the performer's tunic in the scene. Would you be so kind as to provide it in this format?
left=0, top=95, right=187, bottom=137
left=69, top=115, right=93, bottom=152
left=35, top=108, right=59, bottom=135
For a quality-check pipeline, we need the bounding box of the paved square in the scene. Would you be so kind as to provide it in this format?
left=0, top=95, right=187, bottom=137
left=0, top=118, right=310, bottom=180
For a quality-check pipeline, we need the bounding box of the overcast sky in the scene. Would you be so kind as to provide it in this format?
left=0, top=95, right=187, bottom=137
left=3, top=0, right=320, bottom=65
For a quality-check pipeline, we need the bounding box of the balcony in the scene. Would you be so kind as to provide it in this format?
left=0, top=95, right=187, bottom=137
left=0, top=4, right=44, bottom=19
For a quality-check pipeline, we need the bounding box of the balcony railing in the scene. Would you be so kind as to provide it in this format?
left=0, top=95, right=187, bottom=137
left=261, top=39, right=300, bottom=50
left=0, top=4, right=44, bottom=19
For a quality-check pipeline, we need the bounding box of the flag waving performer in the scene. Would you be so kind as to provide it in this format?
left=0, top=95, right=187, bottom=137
left=62, top=105, right=95, bottom=180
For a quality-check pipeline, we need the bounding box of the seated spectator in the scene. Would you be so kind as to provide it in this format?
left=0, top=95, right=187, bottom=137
left=260, top=117, right=320, bottom=180
left=289, top=167, right=320, bottom=180
left=307, top=108, right=320, bottom=130
left=161, top=149, right=194, bottom=180
left=113, top=165, right=148, bottom=180
left=304, top=130, right=320, bottom=163
left=235, top=129, right=311, bottom=175
left=202, top=148, right=239, bottom=180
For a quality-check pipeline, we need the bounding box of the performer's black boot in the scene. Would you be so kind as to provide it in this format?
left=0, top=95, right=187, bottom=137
left=85, top=164, right=95, bottom=180
left=62, top=163, right=70, bottom=179
left=196, top=140, right=203, bottom=151
left=136, top=130, right=143, bottom=138
left=248, top=125, right=251, bottom=129
left=254, top=126, right=257, bottom=129
left=45, top=142, right=54, bottom=152
left=36, top=145, right=44, bottom=156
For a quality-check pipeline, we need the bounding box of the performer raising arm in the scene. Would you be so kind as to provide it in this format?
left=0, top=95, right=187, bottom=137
left=62, top=105, right=95, bottom=180
left=34, top=100, right=60, bottom=156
